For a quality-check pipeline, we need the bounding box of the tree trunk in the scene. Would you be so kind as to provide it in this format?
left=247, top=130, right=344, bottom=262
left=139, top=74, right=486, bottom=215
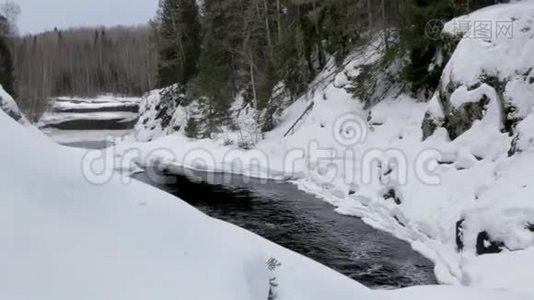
left=249, top=50, right=258, bottom=109
left=382, top=0, right=389, bottom=52
left=263, top=0, right=272, bottom=48
left=367, top=0, right=373, bottom=34
left=276, top=0, right=282, bottom=43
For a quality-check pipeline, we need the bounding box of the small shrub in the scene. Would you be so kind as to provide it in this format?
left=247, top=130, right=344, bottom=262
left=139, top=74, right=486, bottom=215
left=223, top=137, right=234, bottom=146
left=237, top=139, right=254, bottom=150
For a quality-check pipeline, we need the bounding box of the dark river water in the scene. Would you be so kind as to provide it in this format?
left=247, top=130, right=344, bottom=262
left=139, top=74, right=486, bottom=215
left=53, top=100, right=436, bottom=289
left=132, top=168, right=436, bottom=289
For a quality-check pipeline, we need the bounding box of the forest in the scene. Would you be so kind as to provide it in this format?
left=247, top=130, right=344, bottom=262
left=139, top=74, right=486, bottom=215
left=151, top=0, right=497, bottom=137
left=11, top=26, right=157, bottom=120
left=0, top=0, right=498, bottom=122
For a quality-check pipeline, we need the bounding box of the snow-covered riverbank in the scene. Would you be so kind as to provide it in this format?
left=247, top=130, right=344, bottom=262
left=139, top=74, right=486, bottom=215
left=39, top=96, right=141, bottom=145
left=1, top=103, right=372, bottom=300
left=4, top=92, right=532, bottom=298
left=112, top=1, right=534, bottom=296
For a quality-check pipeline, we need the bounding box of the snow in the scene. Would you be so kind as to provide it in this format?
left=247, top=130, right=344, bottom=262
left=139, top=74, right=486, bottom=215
left=52, top=95, right=140, bottom=111
left=117, top=1, right=534, bottom=296
left=132, top=87, right=188, bottom=142
left=38, top=96, right=141, bottom=146
left=40, top=96, right=140, bottom=126
left=41, top=129, right=133, bottom=144
left=442, top=0, right=534, bottom=114
left=378, top=285, right=532, bottom=300
left=40, top=111, right=139, bottom=124
left=1, top=85, right=531, bottom=300
left=460, top=248, right=534, bottom=296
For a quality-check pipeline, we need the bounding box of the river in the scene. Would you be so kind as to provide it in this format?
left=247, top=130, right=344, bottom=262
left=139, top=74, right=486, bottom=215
left=41, top=96, right=437, bottom=289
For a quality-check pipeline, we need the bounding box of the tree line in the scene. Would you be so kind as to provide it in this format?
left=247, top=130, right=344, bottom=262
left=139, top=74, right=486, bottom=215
left=11, top=26, right=158, bottom=120
left=153, top=0, right=497, bottom=138
left=0, top=0, right=499, bottom=122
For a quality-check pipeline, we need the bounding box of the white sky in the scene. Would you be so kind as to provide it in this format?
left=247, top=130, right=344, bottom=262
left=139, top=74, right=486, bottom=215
left=13, top=0, right=159, bottom=34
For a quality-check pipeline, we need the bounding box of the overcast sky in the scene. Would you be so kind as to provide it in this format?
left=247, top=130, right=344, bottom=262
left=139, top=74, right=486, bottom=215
left=13, top=0, right=159, bottom=34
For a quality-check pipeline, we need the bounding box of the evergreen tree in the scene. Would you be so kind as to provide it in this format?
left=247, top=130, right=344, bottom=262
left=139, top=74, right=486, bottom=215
left=0, top=15, right=14, bottom=96
left=0, top=37, right=14, bottom=96
left=203, top=0, right=249, bottom=89
left=321, top=0, right=362, bottom=64
left=149, top=0, right=499, bottom=137
left=195, top=31, right=233, bottom=135
left=401, top=0, right=457, bottom=93
left=271, top=2, right=312, bottom=97
left=156, top=0, right=201, bottom=87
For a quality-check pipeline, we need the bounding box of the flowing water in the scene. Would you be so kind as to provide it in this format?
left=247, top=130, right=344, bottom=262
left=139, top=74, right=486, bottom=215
left=133, top=169, right=436, bottom=289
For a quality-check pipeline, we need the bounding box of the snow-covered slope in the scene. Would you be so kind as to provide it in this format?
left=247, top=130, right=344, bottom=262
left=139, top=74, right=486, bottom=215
left=121, top=1, right=534, bottom=296
left=1, top=86, right=531, bottom=299
left=0, top=101, right=375, bottom=299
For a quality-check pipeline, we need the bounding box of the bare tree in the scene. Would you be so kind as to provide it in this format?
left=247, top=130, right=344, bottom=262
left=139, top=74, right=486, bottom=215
left=12, top=25, right=158, bottom=118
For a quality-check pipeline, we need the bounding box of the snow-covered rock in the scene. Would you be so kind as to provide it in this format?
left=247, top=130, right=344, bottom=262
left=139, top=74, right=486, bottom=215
left=0, top=85, right=26, bottom=124
left=133, top=85, right=189, bottom=142
left=426, top=0, right=534, bottom=141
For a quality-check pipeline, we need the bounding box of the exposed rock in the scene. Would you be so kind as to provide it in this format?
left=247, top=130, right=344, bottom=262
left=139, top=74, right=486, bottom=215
left=444, top=94, right=490, bottom=140
left=421, top=111, right=439, bottom=140
left=476, top=231, right=505, bottom=255
left=155, top=85, right=187, bottom=129
left=481, top=74, right=519, bottom=136
left=508, top=134, right=521, bottom=157
left=456, top=219, right=465, bottom=252
left=133, top=84, right=190, bottom=142
left=383, top=188, right=402, bottom=205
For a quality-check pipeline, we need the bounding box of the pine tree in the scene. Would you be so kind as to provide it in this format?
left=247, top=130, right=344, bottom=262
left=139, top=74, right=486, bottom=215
left=401, top=0, right=457, bottom=93
left=271, top=2, right=311, bottom=98
left=0, top=15, right=14, bottom=96
left=156, top=0, right=201, bottom=87
left=195, top=31, right=233, bottom=134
